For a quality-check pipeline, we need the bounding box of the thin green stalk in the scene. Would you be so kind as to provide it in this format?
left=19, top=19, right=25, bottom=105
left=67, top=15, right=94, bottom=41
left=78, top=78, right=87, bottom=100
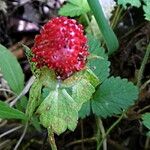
left=48, top=130, right=57, bottom=150
left=140, top=79, right=150, bottom=90
left=111, top=6, right=123, bottom=29
left=66, top=137, right=96, bottom=148
left=83, top=13, right=94, bottom=35
left=14, top=122, right=28, bottom=150
left=96, top=118, right=107, bottom=150
left=137, top=43, right=150, bottom=87
left=87, top=0, right=119, bottom=55
left=145, top=137, right=150, bottom=149
left=97, top=112, right=125, bottom=150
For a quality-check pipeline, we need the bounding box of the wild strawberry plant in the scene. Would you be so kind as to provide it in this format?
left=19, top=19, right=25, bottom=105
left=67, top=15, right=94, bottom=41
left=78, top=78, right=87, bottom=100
left=23, top=2, right=138, bottom=147
left=2, top=0, right=150, bottom=149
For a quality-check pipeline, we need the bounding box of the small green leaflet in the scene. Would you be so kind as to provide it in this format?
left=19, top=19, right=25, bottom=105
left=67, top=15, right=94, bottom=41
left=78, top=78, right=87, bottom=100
left=79, top=101, right=91, bottom=118
left=143, top=1, right=150, bottom=21
left=142, top=113, right=150, bottom=129
left=0, top=44, right=24, bottom=94
left=79, top=34, right=110, bottom=118
left=37, top=89, right=78, bottom=135
left=79, top=77, right=138, bottom=118
left=59, top=0, right=90, bottom=17
left=92, top=77, right=139, bottom=118
left=117, top=0, right=141, bottom=8
left=117, top=0, right=150, bottom=21
left=87, top=34, right=110, bottom=83
left=23, top=45, right=36, bottom=74
left=142, top=113, right=150, bottom=137
left=0, top=100, right=27, bottom=120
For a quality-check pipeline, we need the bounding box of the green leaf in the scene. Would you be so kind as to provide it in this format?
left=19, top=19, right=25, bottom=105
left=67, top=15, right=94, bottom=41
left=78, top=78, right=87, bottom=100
left=22, top=45, right=36, bottom=74
left=142, top=113, right=150, bottom=137
left=0, top=100, right=27, bottom=120
left=142, top=113, right=150, bottom=130
left=37, top=89, right=78, bottom=135
left=16, top=96, right=28, bottom=112
left=26, top=68, right=57, bottom=119
left=37, top=69, right=96, bottom=135
left=31, top=116, right=42, bottom=132
left=87, top=0, right=119, bottom=55
left=0, top=44, right=24, bottom=94
left=79, top=35, right=110, bottom=118
left=147, top=131, right=150, bottom=137
left=87, top=34, right=110, bottom=83
left=59, top=0, right=90, bottom=17
left=72, top=79, right=95, bottom=109
left=143, top=1, right=150, bottom=21
left=25, top=78, right=43, bottom=119
left=92, top=77, right=139, bottom=117
left=117, top=0, right=141, bottom=8
left=78, top=101, right=91, bottom=118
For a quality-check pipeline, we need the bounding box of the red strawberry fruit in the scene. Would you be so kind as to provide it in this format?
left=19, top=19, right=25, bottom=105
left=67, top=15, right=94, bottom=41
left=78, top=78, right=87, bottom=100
left=31, top=17, right=89, bottom=79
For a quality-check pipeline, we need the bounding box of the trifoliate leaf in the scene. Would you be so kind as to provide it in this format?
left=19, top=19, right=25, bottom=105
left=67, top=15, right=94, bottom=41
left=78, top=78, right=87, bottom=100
left=142, top=113, right=150, bottom=134
left=59, top=0, right=90, bottom=17
left=26, top=67, right=98, bottom=134
left=92, top=77, right=139, bottom=117
left=87, top=34, right=110, bottom=83
left=117, top=0, right=141, bottom=8
left=37, top=80, right=95, bottom=134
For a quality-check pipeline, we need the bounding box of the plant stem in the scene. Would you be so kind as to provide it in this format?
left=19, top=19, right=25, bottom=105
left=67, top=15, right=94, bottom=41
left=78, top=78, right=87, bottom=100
left=96, top=118, right=107, bottom=150
left=140, top=78, right=150, bottom=90
left=137, top=43, right=150, bottom=87
left=0, top=125, right=23, bottom=138
left=137, top=105, right=150, bottom=114
left=87, top=0, right=119, bottom=55
left=97, top=112, right=125, bottom=150
left=145, top=137, right=150, bottom=149
left=111, top=6, right=123, bottom=29
left=66, top=137, right=96, bottom=148
left=83, top=13, right=94, bottom=35
left=14, top=122, right=28, bottom=150
left=48, top=130, right=57, bottom=150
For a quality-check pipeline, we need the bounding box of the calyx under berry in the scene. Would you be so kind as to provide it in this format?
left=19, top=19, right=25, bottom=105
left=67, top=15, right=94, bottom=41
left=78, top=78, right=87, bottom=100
left=32, top=17, right=89, bottom=79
